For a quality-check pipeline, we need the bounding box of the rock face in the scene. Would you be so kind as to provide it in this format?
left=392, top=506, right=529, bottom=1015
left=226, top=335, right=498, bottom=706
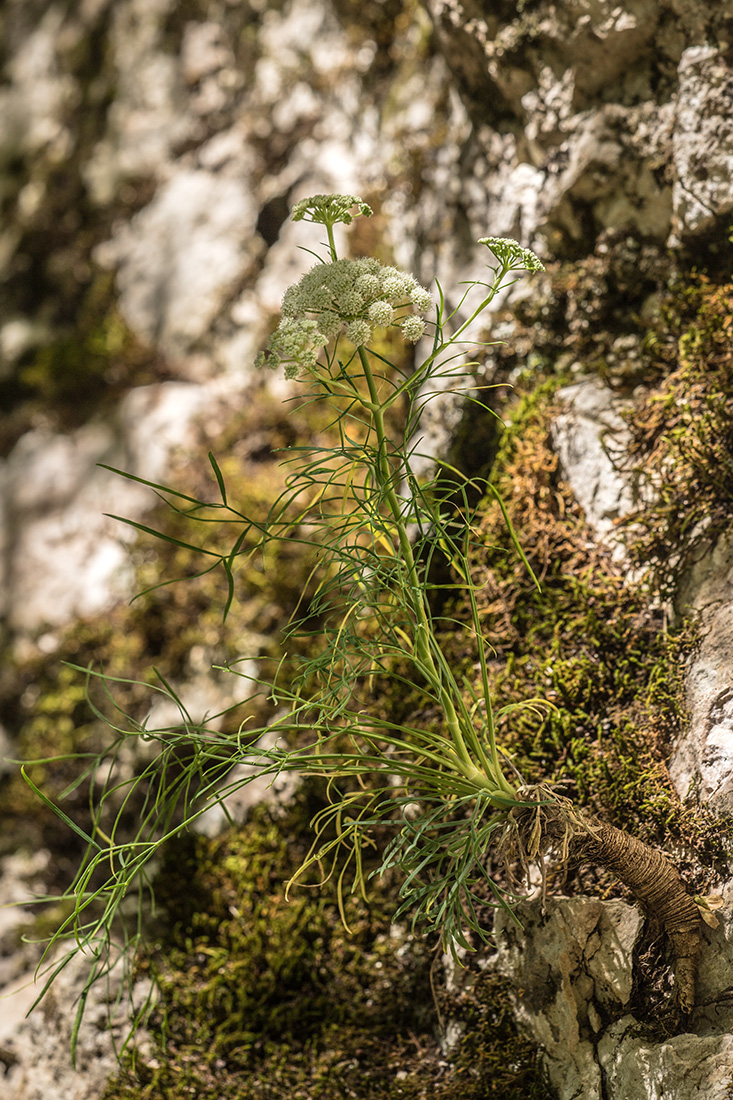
left=2, top=1, right=733, bottom=1098
left=3, top=0, right=733, bottom=638
left=1, top=377, right=245, bottom=636
left=494, top=898, right=643, bottom=1100
left=492, top=898, right=733, bottom=1100
left=422, top=0, right=733, bottom=255
left=2, top=950, right=152, bottom=1100
left=669, top=533, right=733, bottom=814
left=550, top=379, right=637, bottom=557
left=671, top=44, right=733, bottom=245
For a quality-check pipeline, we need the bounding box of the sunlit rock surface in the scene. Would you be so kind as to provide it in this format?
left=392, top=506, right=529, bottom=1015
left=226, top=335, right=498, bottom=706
left=550, top=378, right=637, bottom=556
left=2, top=0, right=733, bottom=1097
left=1, top=377, right=244, bottom=636
left=492, top=898, right=733, bottom=1100
left=669, top=532, right=733, bottom=814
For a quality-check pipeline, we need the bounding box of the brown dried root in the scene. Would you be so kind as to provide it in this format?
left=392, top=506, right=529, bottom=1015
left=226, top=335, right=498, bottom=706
left=571, top=821, right=702, bottom=1011
left=500, top=785, right=703, bottom=1012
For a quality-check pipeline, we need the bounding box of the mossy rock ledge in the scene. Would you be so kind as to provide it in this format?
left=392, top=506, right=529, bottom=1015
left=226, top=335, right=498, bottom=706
left=3, top=0, right=733, bottom=1098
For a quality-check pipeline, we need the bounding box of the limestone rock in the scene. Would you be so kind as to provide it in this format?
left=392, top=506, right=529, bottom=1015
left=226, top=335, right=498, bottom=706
left=194, top=727, right=302, bottom=838
left=422, top=0, right=670, bottom=254
left=0, top=5, right=76, bottom=164
left=668, top=532, right=733, bottom=813
left=597, top=1017, right=733, bottom=1100
left=550, top=378, right=637, bottom=556
left=493, top=897, right=643, bottom=1100
left=670, top=46, right=733, bottom=246
left=82, top=0, right=194, bottom=205
left=493, top=896, right=733, bottom=1100
left=94, top=170, right=261, bottom=356
left=1, top=377, right=246, bottom=636
left=2, top=953, right=151, bottom=1100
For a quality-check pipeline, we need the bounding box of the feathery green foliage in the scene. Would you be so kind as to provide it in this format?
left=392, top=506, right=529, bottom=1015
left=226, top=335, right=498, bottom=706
left=23, top=196, right=549, bottom=1056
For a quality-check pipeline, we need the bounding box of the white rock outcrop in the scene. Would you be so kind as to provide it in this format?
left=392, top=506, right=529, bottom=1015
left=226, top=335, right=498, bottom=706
left=670, top=46, right=733, bottom=245
left=1, top=376, right=246, bottom=637
left=550, top=379, right=637, bottom=556
left=669, top=532, right=733, bottom=813
left=2, top=0, right=733, bottom=1097
left=2, top=952, right=153, bottom=1100
left=493, top=897, right=733, bottom=1100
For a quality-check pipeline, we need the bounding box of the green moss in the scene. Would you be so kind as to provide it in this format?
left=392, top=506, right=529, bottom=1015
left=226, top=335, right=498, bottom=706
left=1, top=623, right=148, bottom=874
left=623, top=273, right=733, bottom=597
left=437, top=968, right=552, bottom=1100
left=461, top=377, right=732, bottom=882
left=103, top=792, right=549, bottom=1100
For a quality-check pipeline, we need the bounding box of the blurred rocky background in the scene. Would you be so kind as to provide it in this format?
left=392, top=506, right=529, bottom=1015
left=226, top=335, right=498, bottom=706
left=2, top=2, right=733, bottom=1098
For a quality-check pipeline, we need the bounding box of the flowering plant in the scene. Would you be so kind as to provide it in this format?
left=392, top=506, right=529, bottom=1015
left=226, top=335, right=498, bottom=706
left=26, top=195, right=703, bottom=1057
left=254, top=255, right=432, bottom=376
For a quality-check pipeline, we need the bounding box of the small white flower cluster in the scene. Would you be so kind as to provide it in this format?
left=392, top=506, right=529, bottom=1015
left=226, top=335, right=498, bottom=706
left=256, top=257, right=433, bottom=377
left=478, top=237, right=545, bottom=272
left=254, top=319, right=327, bottom=379
left=290, top=193, right=373, bottom=226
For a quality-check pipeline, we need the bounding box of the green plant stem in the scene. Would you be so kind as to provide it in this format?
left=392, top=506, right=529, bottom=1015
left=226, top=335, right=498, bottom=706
left=357, top=347, right=516, bottom=803
left=326, top=222, right=337, bottom=261
left=450, top=264, right=512, bottom=343
left=374, top=264, right=513, bottom=418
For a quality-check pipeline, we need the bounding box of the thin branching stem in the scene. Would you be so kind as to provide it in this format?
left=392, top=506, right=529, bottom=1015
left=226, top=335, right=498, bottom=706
left=358, top=345, right=515, bottom=800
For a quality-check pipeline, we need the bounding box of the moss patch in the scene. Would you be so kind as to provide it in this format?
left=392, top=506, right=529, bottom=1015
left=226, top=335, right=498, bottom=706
left=622, top=273, right=733, bottom=598
left=103, top=793, right=549, bottom=1100
left=460, top=377, right=731, bottom=893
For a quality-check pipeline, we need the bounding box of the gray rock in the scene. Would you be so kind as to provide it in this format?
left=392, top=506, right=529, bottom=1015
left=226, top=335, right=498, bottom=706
left=1, top=376, right=246, bottom=637
left=95, top=170, right=260, bottom=356
left=550, top=379, right=637, bottom=556
left=2, top=952, right=152, bottom=1100
left=83, top=0, right=193, bottom=205
left=597, top=1016, right=733, bottom=1100
left=670, top=46, right=733, bottom=246
left=0, top=849, right=51, bottom=954
left=194, top=727, right=301, bottom=838
left=423, top=0, right=673, bottom=250
left=493, top=896, right=733, bottom=1100
left=493, top=897, right=643, bottom=1100
left=668, top=532, right=733, bottom=813
left=0, top=5, right=76, bottom=161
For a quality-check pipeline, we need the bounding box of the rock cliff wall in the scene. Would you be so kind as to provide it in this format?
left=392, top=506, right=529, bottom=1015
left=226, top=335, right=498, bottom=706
left=1, top=1, right=733, bottom=1098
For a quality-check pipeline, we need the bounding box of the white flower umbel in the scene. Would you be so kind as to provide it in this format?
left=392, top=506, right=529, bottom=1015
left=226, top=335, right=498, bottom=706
left=292, top=194, right=374, bottom=262
left=291, top=193, right=374, bottom=227
left=400, top=315, right=426, bottom=343
left=254, top=319, right=327, bottom=380
left=478, top=237, right=545, bottom=272
left=258, top=256, right=433, bottom=373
